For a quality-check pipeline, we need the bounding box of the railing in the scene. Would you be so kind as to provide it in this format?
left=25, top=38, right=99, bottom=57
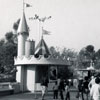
left=0, top=82, right=14, bottom=96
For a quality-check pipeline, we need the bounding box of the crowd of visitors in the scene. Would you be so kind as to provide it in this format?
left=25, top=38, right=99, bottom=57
left=75, top=73, right=100, bottom=100
left=41, top=73, right=100, bottom=100
left=41, top=76, right=70, bottom=100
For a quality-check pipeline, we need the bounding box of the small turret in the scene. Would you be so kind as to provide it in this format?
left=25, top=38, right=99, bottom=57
left=35, top=38, right=50, bottom=58
left=25, top=39, right=35, bottom=57
left=17, top=12, right=29, bottom=57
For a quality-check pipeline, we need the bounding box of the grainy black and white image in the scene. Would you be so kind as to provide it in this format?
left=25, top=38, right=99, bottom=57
left=0, top=0, right=100, bottom=100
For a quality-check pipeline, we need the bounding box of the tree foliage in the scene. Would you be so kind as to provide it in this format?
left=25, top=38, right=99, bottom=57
left=77, top=45, right=95, bottom=68
left=94, top=49, right=100, bottom=69
left=49, top=46, right=78, bottom=79
left=13, top=19, right=20, bottom=31
left=0, top=32, right=17, bottom=82
left=77, top=45, right=100, bottom=70
left=5, top=32, right=14, bottom=42
left=95, top=49, right=100, bottom=59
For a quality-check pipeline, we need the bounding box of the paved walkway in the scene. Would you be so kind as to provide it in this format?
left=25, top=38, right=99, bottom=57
left=0, top=90, right=89, bottom=100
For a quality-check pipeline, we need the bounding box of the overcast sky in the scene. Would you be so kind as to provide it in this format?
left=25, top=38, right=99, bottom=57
left=0, top=0, right=100, bottom=51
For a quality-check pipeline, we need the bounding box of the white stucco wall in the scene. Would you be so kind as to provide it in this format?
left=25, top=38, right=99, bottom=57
left=25, top=40, right=31, bottom=57
left=16, top=65, right=27, bottom=92
left=18, top=35, right=27, bottom=56
left=16, top=66, right=21, bottom=83
left=26, top=65, right=36, bottom=92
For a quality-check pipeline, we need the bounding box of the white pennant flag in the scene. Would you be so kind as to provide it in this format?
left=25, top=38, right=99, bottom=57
left=42, top=29, right=51, bottom=35
left=24, top=3, right=32, bottom=7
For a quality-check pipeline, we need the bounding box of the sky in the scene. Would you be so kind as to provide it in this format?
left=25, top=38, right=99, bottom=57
left=0, top=0, right=100, bottom=52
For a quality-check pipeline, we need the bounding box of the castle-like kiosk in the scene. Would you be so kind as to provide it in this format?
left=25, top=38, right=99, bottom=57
left=14, top=12, right=70, bottom=92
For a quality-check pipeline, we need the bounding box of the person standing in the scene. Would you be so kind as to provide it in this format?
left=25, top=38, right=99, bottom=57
left=76, top=78, right=84, bottom=100
left=82, top=76, right=89, bottom=100
left=88, top=75, right=96, bottom=91
left=90, top=77, right=100, bottom=100
left=53, top=81, right=58, bottom=99
left=73, top=79, right=78, bottom=89
left=58, top=79, right=65, bottom=100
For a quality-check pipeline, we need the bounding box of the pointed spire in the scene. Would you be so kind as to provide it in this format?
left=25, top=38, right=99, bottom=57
left=35, top=38, right=51, bottom=56
left=17, top=12, right=29, bottom=36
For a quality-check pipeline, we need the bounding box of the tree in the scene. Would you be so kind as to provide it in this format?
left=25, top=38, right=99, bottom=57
left=86, top=45, right=94, bottom=52
left=0, top=39, right=5, bottom=73
left=94, top=49, right=100, bottom=69
left=0, top=39, right=5, bottom=46
left=0, top=18, right=20, bottom=82
left=13, top=19, right=20, bottom=43
left=5, top=32, right=13, bottom=43
left=13, top=19, right=20, bottom=31
left=78, top=45, right=95, bottom=69
left=85, top=45, right=95, bottom=61
left=49, top=46, right=78, bottom=79
left=0, top=32, right=17, bottom=82
left=95, top=49, right=100, bottom=59
left=4, top=32, right=17, bottom=70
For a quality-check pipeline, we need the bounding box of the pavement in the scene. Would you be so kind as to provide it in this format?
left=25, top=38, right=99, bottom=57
left=0, top=87, right=89, bottom=100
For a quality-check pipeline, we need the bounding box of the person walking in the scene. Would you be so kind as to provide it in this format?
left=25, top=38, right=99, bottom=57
left=65, top=82, right=70, bottom=100
left=90, top=77, right=100, bottom=100
left=53, top=81, right=58, bottom=99
left=41, top=76, right=49, bottom=100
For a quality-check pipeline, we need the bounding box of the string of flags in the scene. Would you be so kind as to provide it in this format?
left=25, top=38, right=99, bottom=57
left=25, top=4, right=52, bottom=36
left=29, top=14, right=52, bottom=22
left=34, top=14, right=51, bottom=22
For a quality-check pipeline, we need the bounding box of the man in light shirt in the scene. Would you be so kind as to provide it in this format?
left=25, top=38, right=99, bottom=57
left=90, top=77, right=100, bottom=100
left=88, top=76, right=96, bottom=91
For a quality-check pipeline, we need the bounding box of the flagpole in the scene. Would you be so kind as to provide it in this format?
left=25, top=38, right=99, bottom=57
left=33, top=15, right=51, bottom=41
left=41, top=27, right=43, bottom=39
left=39, top=20, right=41, bottom=41
left=23, top=0, right=25, bottom=12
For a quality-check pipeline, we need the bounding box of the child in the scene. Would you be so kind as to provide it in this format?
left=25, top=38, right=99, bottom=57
left=65, top=82, right=70, bottom=100
left=53, top=81, right=58, bottom=99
